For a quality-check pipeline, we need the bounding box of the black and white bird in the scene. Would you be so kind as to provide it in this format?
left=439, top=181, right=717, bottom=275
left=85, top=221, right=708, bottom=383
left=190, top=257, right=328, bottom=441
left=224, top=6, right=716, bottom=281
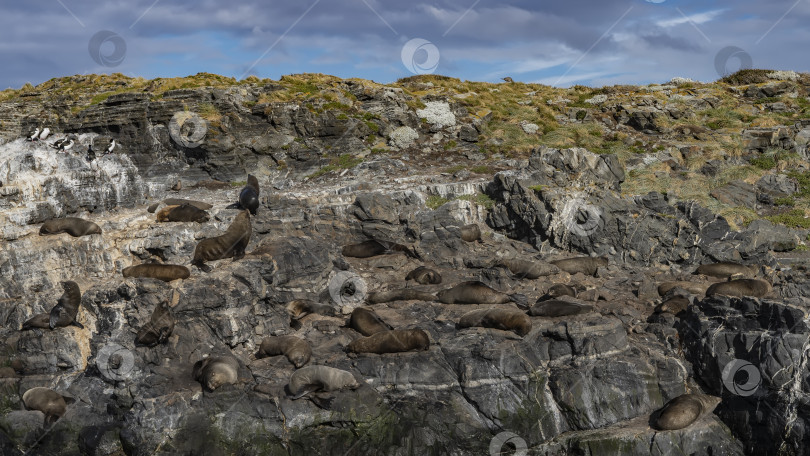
left=38, top=128, right=50, bottom=141
left=59, top=139, right=74, bottom=153
left=26, top=127, right=41, bottom=141
left=51, top=137, right=67, bottom=149
left=86, top=143, right=96, bottom=162
left=104, top=139, right=116, bottom=155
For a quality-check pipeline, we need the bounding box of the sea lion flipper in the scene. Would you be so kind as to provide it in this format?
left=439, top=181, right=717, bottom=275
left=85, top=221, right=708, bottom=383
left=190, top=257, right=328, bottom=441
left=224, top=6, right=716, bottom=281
left=509, top=294, right=528, bottom=308
left=70, top=321, right=84, bottom=329
left=48, top=310, right=60, bottom=329
left=290, top=319, right=303, bottom=330
left=290, top=384, right=322, bottom=400
left=309, top=394, right=335, bottom=410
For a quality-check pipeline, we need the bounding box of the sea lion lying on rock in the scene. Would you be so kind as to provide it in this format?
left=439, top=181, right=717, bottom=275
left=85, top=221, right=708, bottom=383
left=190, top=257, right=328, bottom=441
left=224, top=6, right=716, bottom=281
left=537, top=283, right=577, bottom=301
left=405, top=266, right=442, bottom=285
left=255, top=336, right=312, bottom=368
left=654, top=296, right=691, bottom=315
left=156, top=203, right=209, bottom=223
left=550, top=256, right=607, bottom=277
left=346, top=329, right=430, bottom=354
left=460, top=224, right=481, bottom=242
left=348, top=307, right=393, bottom=336
left=658, top=281, right=708, bottom=297
left=652, top=393, right=721, bottom=430
left=341, top=240, right=419, bottom=259
left=23, top=387, right=72, bottom=425
left=193, top=356, right=239, bottom=391
left=122, top=264, right=190, bottom=282
left=366, top=289, right=436, bottom=304
left=192, top=210, right=251, bottom=272
left=163, top=198, right=213, bottom=210
left=495, top=258, right=559, bottom=279
left=287, top=365, right=359, bottom=399
left=287, top=300, right=337, bottom=319
left=135, top=301, right=175, bottom=347
left=694, top=262, right=756, bottom=279
left=457, top=308, right=532, bottom=336
left=706, top=279, right=771, bottom=298
left=39, top=218, right=101, bottom=237
left=528, top=297, right=593, bottom=317
left=437, top=281, right=527, bottom=307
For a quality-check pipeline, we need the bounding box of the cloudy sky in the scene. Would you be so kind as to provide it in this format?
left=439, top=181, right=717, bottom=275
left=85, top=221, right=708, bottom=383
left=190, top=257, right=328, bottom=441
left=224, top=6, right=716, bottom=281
left=2, top=0, right=809, bottom=89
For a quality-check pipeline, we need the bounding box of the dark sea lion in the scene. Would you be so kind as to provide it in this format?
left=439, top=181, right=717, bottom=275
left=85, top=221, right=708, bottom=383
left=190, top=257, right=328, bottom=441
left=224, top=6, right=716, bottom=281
left=496, top=258, right=559, bottom=279
left=695, top=262, right=756, bottom=279
left=366, top=289, right=436, bottom=304
left=122, top=264, right=190, bottom=282
left=159, top=203, right=210, bottom=223
left=653, top=393, right=721, bottom=430
left=537, top=283, right=577, bottom=301
left=238, top=174, right=260, bottom=215
left=39, top=218, right=102, bottom=237
left=286, top=300, right=336, bottom=319
left=287, top=365, right=359, bottom=399
left=654, top=296, right=691, bottom=315
left=341, top=240, right=419, bottom=259
left=348, top=307, right=393, bottom=336
left=255, top=336, right=312, bottom=368
left=193, top=356, right=239, bottom=391
left=457, top=308, right=532, bottom=336
left=405, top=266, right=442, bottom=285
left=155, top=205, right=180, bottom=222
left=706, top=279, right=772, bottom=298
left=49, top=281, right=83, bottom=329
left=550, top=256, right=608, bottom=277
left=437, top=281, right=527, bottom=307
left=657, top=281, right=709, bottom=297
left=528, top=298, right=593, bottom=317
left=460, top=224, right=481, bottom=242
left=162, top=198, right=213, bottom=210
left=135, top=301, right=175, bottom=347
left=192, top=210, right=251, bottom=271
left=22, top=387, right=71, bottom=425
left=346, top=329, right=430, bottom=354
left=147, top=202, right=160, bottom=213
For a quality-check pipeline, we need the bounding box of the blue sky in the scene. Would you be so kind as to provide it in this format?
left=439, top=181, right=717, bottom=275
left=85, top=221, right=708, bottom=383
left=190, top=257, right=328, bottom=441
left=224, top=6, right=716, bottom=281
left=1, top=0, right=809, bottom=89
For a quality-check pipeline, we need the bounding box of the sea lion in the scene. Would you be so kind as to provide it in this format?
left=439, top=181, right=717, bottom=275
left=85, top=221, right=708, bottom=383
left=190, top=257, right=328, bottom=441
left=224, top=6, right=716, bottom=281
left=286, top=300, right=336, bottom=319
left=654, top=296, right=691, bottom=315
left=192, top=210, right=251, bottom=271
left=695, top=262, right=756, bottom=279
left=366, top=289, right=436, bottom=304
left=287, top=365, right=359, bottom=399
left=193, top=356, right=239, bottom=391
left=135, top=301, right=175, bottom=347
left=21, top=313, right=50, bottom=331
left=255, top=336, right=312, bottom=368
left=405, top=266, right=442, bottom=285
left=457, top=308, right=532, bottom=336
left=528, top=298, right=593, bottom=317
left=22, top=387, right=70, bottom=425
left=496, top=258, right=559, bottom=279
left=157, top=203, right=209, bottom=223
left=346, top=329, right=430, bottom=354
left=162, top=198, right=213, bottom=211
left=652, top=393, right=721, bottom=431
left=437, top=281, right=527, bottom=307
left=460, top=224, right=481, bottom=242
left=238, top=174, right=260, bottom=215
left=537, top=283, right=577, bottom=301
left=348, top=307, right=393, bottom=336
left=658, top=281, right=709, bottom=297
left=49, top=281, right=83, bottom=329
left=122, top=264, right=190, bottom=282
left=147, top=202, right=160, bottom=213
left=341, top=240, right=418, bottom=259
left=39, top=218, right=102, bottom=237
left=550, top=256, right=608, bottom=277
left=706, top=279, right=772, bottom=298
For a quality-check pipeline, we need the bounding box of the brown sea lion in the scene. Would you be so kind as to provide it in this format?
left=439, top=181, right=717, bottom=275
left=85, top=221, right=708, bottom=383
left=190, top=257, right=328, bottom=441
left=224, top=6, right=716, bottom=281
left=49, top=281, right=83, bottom=329
left=135, top=301, right=175, bottom=347
left=157, top=203, right=209, bottom=223
left=286, top=300, right=336, bottom=319
left=192, top=210, right=251, bottom=271
left=437, top=281, right=527, bottom=307
left=255, top=336, right=312, bottom=368
left=460, top=224, right=481, bottom=242
left=658, top=281, right=709, bottom=297
left=193, top=356, right=239, bottom=391
left=346, top=329, right=430, bottom=354
left=287, top=365, right=359, bottom=399
left=528, top=298, right=593, bottom=317
left=155, top=205, right=180, bottom=222
left=348, top=307, right=393, bottom=336
left=550, top=256, right=608, bottom=277
left=695, top=262, right=756, bottom=279
left=341, top=240, right=419, bottom=259
left=706, top=279, right=771, bottom=298
left=457, top=308, right=532, bottom=336
left=654, top=296, right=691, bottom=315
left=163, top=198, right=213, bottom=210
left=21, top=313, right=50, bottom=331
left=22, top=387, right=71, bottom=425
left=366, top=289, right=436, bottom=304
left=496, top=258, right=559, bottom=279
left=653, top=393, right=721, bottom=431
left=405, top=266, right=442, bottom=285
left=238, top=174, right=260, bottom=215
left=537, top=283, right=577, bottom=301
left=39, top=218, right=102, bottom=237
left=122, top=264, right=190, bottom=282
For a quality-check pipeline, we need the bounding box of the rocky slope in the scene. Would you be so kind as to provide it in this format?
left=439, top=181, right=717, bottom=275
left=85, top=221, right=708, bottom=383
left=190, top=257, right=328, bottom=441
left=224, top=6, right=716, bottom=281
left=1, top=71, right=810, bottom=455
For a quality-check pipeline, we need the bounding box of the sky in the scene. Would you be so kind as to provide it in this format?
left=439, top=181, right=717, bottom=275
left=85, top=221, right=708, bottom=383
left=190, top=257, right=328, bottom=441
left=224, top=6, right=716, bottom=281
left=1, top=0, right=809, bottom=90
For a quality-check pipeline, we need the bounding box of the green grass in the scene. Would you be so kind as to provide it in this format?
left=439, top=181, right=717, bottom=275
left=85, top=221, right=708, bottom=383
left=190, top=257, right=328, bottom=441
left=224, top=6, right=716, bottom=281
left=306, top=153, right=363, bottom=179
left=720, top=69, right=774, bottom=85
left=750, top=156, right=776, bottom=170
left=456, top=193, right=495, bottom=209
left=426, top=195, right=450, bottom=209
left=774, top=196, right=796, bottom=207
left=766, top=209, right=810, bottom=228
left=470, top=165, right=492, bottom=174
